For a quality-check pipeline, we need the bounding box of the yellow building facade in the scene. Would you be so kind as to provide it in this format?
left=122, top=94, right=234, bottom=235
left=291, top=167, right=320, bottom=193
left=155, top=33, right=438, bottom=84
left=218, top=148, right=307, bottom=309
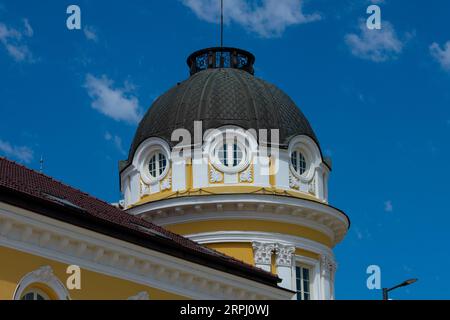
left=121, top=47, right=350, bottom=300
left=1, top=47, right=348, bottom=300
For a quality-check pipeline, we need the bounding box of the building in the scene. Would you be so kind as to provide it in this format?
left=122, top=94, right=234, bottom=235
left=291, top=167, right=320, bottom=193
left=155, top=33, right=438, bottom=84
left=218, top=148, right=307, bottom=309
left=0, top=47, right=349, bottom=300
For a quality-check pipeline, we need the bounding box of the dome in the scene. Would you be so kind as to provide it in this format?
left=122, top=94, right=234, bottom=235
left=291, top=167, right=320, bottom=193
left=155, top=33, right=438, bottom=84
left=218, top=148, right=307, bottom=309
left=126, top=47, right=320, bottom=167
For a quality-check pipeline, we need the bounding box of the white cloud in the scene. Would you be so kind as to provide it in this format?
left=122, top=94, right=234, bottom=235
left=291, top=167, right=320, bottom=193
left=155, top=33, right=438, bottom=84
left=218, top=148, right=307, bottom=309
left=22, top=18, right=33, bottom=37
left=0, top=139, right=34, bottom=163
left=384, top=200, right=393, bottom=212
left=83, top=25, right=98, bottom=42
left=0, top=19, right=34, bottom=62
left=345, top=21, right=406, bottom=62
left=430, top=41, right=450, bottom=72
left=104, top=132, right=126, bottom=155
left=84, top=74, right=142, bottom=124
left=181, top=0, right=321, bottom=38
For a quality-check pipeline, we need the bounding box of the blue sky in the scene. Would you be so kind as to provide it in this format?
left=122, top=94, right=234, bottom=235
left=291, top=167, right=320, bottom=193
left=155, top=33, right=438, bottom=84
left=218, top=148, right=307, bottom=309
left=1, top=0, right=449, bottom=299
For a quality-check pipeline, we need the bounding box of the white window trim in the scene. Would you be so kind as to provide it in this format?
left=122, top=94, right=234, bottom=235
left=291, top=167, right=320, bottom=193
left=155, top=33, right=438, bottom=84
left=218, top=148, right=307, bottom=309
left=288, top=135, right=321, bottom=183
left=212, top=139, right=248, bottom=173
left=134, top=138, right=171, bottom=185
left=292, top=256, right=321, bottom=300
left=21, top=288, right=51, bottom=300
left=13, top=265, right=70, bottom=300
left=147, top=151, right=168, bottom=180
left=204, top=126, right=257, bottom=174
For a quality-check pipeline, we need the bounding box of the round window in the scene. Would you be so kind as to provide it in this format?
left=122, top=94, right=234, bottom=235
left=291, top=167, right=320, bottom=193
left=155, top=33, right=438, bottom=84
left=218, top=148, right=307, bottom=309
left=217, top=142, right=244, bottom=168
left=210, top=134, right=250, bottom=173
left=148, top=152, right=168, bottom=179
left=291, top=150, right=307, bottom=176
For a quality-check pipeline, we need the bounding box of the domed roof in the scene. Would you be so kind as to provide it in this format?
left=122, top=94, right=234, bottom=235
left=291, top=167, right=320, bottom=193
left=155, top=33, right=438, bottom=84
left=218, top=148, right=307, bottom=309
left=126, top=48, right=320, bottom=167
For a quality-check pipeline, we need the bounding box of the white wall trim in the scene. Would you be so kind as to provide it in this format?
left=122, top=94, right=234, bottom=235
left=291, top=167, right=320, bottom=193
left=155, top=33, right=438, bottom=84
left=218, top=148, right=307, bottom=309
left=128, top=193, right=348, bottom=244
left=13, top=265, right=70, bottom=300
left=0, top=202, right=292, bottom=300
left=186, top=231, right=333, bottom=257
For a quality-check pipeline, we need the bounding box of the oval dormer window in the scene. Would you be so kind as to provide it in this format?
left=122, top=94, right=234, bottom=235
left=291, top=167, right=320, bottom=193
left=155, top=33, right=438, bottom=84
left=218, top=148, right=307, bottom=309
left=210, top=134, right=250, bottom=174
left=148, top=151, right=168, bottom=179
left=291, top=150, right=307, bottom=176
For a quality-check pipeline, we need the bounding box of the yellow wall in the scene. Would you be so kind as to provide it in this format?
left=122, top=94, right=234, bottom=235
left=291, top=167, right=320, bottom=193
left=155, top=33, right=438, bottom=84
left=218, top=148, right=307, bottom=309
left=204, top=243, right=320, bottom=275
left=295, top=248, right=320, bottom=260
left=0, top=246, right=186, bottom=300
left=206, top=242, right=255, bottom=265
left=166, top=219, right=332, bottom=247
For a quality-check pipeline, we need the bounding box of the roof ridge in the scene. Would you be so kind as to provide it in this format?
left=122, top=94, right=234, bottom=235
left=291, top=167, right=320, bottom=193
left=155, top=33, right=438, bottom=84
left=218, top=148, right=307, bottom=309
left=0, top=156, right=279, bottom=282
left=0, top=156, right=119, bottom=209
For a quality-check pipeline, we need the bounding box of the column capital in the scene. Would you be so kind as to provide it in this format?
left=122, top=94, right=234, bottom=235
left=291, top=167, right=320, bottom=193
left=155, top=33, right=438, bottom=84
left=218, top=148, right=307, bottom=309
left=252, top=242, right=276, bottom=265
left=320, top=254, right=337, bottom=279
left=275, top=243, right=296, bottom=267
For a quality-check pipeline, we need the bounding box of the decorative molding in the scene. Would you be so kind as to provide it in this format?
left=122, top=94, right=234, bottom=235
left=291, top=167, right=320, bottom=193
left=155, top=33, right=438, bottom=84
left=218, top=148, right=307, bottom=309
left=320, top=254, right=337, bottom=280
left=239, top=167, right=253, bottom=183
left=161, top=175, right=172, bottom=191
left=275, top=244, right=295, bottom=267
left=289, top=172, right=300, bottom=190
left=287, top=135, right=321, bottom=183
left=127, top=291, right=150, bottom=300
left=187, top=231, right=333, bottom=257
left=0, top=204, right=292, bottom=300
left=13, top=265, right=70, bottom=300
left=308, top=177, right=316, bottom=195
left=129, top=194, right=349, bottom=244
left=140, top=178, right=151, bottom=196
left=209, top=166, right=223, bottom=183
left=252, top=242, right=275, bottom=265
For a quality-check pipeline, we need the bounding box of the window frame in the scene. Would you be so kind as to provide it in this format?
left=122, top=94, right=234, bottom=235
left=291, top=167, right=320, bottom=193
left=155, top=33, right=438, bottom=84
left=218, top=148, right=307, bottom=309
left=214, top=139, right=246, bottom=172
left=21, top=288, right=51, bottom=300
left=295, top=264, right=312, bottom=301
left=148, top=151, right=168, bottom=180
left=208, top=130, right=252, bottom=174
left=139, top=144, right=170, bottom=185
left=293, top=256, right=321, bottom=300
left=288, top=136, right=321, bottom=183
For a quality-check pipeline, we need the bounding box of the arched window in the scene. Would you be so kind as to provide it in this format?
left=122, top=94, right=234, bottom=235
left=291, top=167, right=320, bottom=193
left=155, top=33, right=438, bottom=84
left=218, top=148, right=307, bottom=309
left=21, top=288, right=50, bottom=300
left=148, top=152, right=167, bottom=178
left=291, top=150, right=307, bottom=176
left=13, top=266, right=70, bottom=300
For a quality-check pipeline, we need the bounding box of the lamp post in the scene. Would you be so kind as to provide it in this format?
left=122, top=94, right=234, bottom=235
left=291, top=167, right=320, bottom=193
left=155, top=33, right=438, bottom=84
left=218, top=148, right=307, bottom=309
left=382, top=278, right=418, bottom=300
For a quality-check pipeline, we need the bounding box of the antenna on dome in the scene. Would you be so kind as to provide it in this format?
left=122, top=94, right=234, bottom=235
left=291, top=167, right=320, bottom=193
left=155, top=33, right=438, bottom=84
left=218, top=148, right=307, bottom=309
left=220, top=0, right=224, bottom=48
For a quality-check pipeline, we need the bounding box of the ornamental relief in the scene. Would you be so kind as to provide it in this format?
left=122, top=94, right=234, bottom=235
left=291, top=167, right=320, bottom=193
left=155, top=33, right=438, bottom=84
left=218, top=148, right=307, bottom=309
left=239, top=166, right=253, bottom=183
left=320, top=254, right=337, bottom=280
left=308, top=177, right=316, bottom=195
left=252, top=242, right=296, bottom=267
left=289, top=172, right=300, bottom=190
left=140, top=177, right=150, bottom=196
left=160, top=170, right=172, bottom=191
left=209, top=165, right=224, bottom=183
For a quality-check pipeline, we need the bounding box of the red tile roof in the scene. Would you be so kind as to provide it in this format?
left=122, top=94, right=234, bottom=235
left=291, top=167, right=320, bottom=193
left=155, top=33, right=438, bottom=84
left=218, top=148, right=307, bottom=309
left=0, top=157, right=280, bottom=286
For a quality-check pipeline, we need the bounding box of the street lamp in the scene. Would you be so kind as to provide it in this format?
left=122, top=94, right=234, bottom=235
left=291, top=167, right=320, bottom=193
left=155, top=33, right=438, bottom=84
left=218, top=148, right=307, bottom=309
left=382, top=278, right=418, bottom=300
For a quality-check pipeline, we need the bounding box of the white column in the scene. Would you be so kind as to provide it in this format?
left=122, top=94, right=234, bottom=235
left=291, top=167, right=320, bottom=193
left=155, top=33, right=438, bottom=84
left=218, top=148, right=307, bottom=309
left=252, top=242, right=275, bottom=272
left=172, top=158, right=186, bottom=192
left=275, top=151, right=290, bottom=189
left=128, top=169, right=141, bottom=206
left=275, top=244, right=295, bottom=290
left=320, top=254, right=337, bottom=300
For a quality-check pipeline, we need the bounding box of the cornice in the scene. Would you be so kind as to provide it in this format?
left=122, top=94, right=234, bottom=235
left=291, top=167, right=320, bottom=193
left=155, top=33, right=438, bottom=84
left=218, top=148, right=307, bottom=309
left=128, top=194, right=349, bottom=244
left=0, top=203, right=292, bottom=300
